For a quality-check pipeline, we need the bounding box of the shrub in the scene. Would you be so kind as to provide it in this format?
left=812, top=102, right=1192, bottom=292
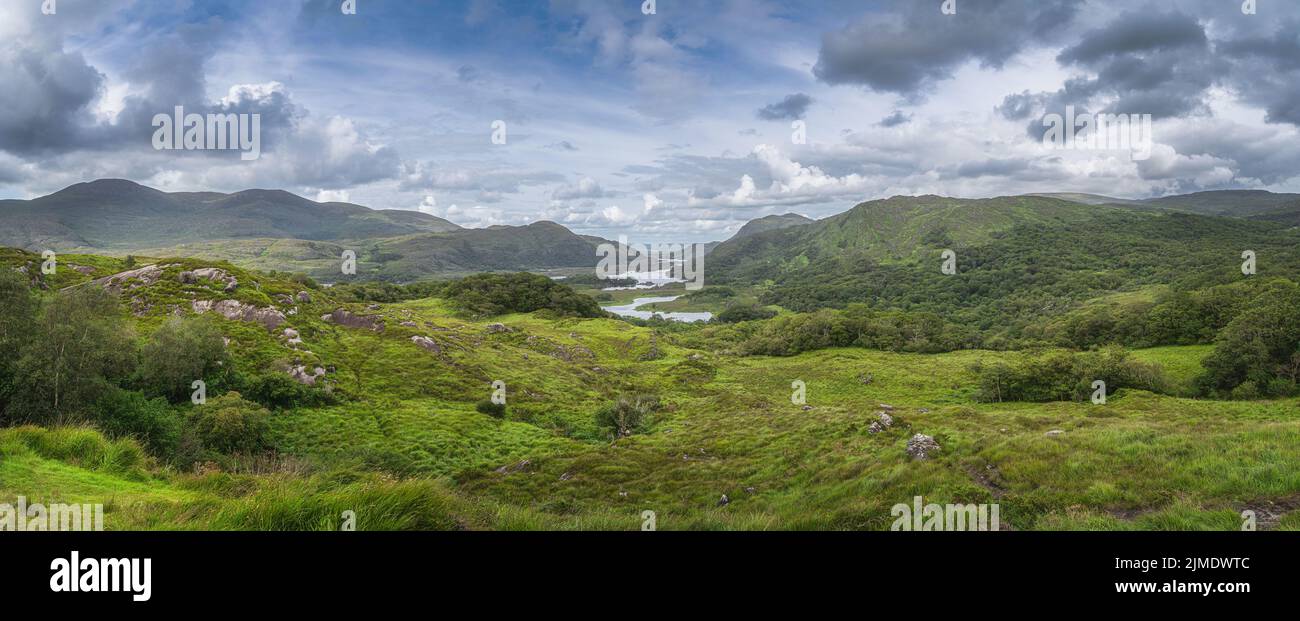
left=715, top=302, right=777, bottom=324
left=191, top=392, right=271, bottom=454
left=475, top=400, right=506, bottom=419
left=594, top=395, right=661, bottom=439
left=96, top=388, right=183, bottom=458
left=443, top=273, right=604, bottom=318
left=972, top=347, right=1169, bottom=403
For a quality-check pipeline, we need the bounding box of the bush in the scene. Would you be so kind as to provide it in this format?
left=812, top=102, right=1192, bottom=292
left=443, top=273, right=604, bottom=318
left=96, top=388, right=182, bottom=458
left=594, top=395, right=661, bottom=439
left=191, top=392, right=271, bottom=454
left=238, top=371, right=334, bottom=410
left=475, top=400, right=506, bottom=419
left=715, top=302, right=777, bottom=324
left=972, top=347, right=1169, bottom=403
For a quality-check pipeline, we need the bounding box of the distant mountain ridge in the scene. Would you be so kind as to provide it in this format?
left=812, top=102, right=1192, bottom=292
left=0, top=179, right=462, bottom=251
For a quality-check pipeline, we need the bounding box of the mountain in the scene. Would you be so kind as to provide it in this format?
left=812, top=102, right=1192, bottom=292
left=1139, top=190, right=1300, bottom=217
left=1041, top=188, right=1300, bottom=218
left=709, top=194, right=1110, bottom=280
left=731, top=213, right=815, bottom=239
left=0, top=179, right=461, bottom=251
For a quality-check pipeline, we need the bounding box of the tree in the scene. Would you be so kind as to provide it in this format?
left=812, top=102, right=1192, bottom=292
left=137, top=316, right=230, bottom=403
left=5, top=286, right=136, bottom=424
left=0, top=270, right=38, bottom=414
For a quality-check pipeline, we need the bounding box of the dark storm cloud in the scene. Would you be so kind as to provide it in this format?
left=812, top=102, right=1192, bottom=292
left=757, top=93, right=813, bottom=120
left=1056, top=10, right=1206, bottom=64
left=813, top=0, right=1079, bottom=97
left=1221, top=19, right=1300, bottom=125
left=877, top=111, right=912, bottom=127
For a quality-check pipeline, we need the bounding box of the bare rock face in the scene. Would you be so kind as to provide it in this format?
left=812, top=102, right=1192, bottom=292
left=179, top=267, right=239, bottom=292
left=192, top=299, right=286, bottom=330
left=320, top=309, right=385, bottom=332
left=906, top=434, right=941, bottom=461
left=411, top=335, right=441, bottom=354
left=283, top=327, right=303, bottom=347
left=289, top=365, right=326, bottom=385
left=90, top=264, right=176, bottom=293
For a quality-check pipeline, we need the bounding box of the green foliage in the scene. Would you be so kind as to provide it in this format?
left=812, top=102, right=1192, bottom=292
left=475, top=400, right=507, bottom=419
left=5, top=286, right=136, bottom=424
left=737, top=306, right=977, bottom=356
left=0, top=269, right=37, bottom=413
left=137, top=316, right=231, bottom=403
left=971, top=347, right=1170, bottom=402
left=191, top=392, right=271, bottom=454
left=96, top=387, right=182, bottom=458
left=1197, top=281, right=1300, bottom=398
left=237, top=371, right=334, bottom=411
left=594, top=395, right=660, bottom=439
left=442, top=273, right=604, bottom=318
left=715, top=302, right=777, bottom=323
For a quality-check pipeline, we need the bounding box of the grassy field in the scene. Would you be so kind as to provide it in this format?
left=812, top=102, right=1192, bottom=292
left=3, top=250, right=1298, bottom=531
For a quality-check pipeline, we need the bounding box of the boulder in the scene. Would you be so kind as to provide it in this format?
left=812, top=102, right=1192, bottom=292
left=288, top=365, right=326, bottom=385
left=905, top=434, right=941, bottom=461
left=296, top=291, right=312, bottom=303
left=486, top=323, right=511, bottom=334
left=867, top=412, right=894, bottom=434
left=90, top=263, right=176, bottom=293
left=320, top=309, right=385, bottom=332
left=193, top=299, right=286, bottom=330
left=411, top=335, right=441, bottom=354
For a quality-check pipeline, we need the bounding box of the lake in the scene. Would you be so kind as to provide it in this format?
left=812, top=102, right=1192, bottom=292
left=602, top=295, right=713, bottom=323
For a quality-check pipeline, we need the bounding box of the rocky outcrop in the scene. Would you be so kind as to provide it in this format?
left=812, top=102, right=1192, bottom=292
left=289, top=365, right=326, bottom=385
left=411, top=335, right=441, bottom=354
left=906, top=434, right=941, bottom=461
left=296, top=291, right=312, bottom=303
left=89, top=263, right=176, bottom=293
left=283, top=327, right=303, bottom=347
left=868, top=412, right=894, bottom=434
left=320, top=309, right=385, bottom=332
left=179, top=267, right=238, bottom=292
left=486, top=323, right=512, bottom=334
left=192, top=299, right=286, bottom=330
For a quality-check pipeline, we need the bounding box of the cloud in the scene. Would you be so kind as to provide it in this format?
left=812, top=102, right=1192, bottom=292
left=813, top=0, right=1079, bottom=97
left=878, top=111, right=912, bottom=127
left=757, top=93, right=813, bottom=120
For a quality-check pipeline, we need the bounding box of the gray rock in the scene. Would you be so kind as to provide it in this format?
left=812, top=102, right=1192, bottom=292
left=905, top=434, right=941, bottom=461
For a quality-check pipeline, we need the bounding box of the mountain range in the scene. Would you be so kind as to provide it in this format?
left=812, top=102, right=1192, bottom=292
left=3, top=179, right=1299, bottom=282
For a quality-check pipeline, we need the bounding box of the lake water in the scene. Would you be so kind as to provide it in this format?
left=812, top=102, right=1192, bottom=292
left=602, top=295, right=713, bottom=323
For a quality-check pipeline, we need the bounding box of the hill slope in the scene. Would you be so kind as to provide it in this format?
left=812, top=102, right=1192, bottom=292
left=0, top=179, right=461, bottom=251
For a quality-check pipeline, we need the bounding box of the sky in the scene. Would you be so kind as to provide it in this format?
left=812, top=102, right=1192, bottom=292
left=2, top=0, right=1300, bottom=242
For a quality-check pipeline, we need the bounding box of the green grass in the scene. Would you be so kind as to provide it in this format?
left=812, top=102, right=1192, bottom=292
left=5, top=252, right=1300, bottom=530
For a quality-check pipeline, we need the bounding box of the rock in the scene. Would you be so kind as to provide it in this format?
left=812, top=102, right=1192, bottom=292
left=190, top=267, right=238, bottom=292
left=905, top=434, right=941, bottom=461
left=744, top=486, right=756, bottom=494
left=70, top=265, right=95, bottom=275
left=320, top=309, right=385, bottom=332
left=274, top=294, right=293, bottom=305
left=296, top=291, right=312, bottom=303
left=486, top=323, right=511, bottom=334
left=1045, top=429, right=1065, bottom=438
left=867, top=412, right=894, bottom=434
left=193, top=299, right=286, bottom=330
left=559, top=472, right=573, bottom=481
left=495, top=459, right=532, bottom=475
left=411, top=335, right=441, bottom=354
left=283, top=327, right=303, bottom=347
left=90, top=263, right=176, bottom=293
left=288, top=365, right=326, bottom=385
left=717, top=494, right=730, bottom=507
left=801, top=405, right=813, bottom=411
left=366, top=304, right=381, bottom=311
left=918, top=408, right=931, bottom=414
left=878, top=403, right=895, bottom=411
left=399, top=321, right=418, bottom=328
